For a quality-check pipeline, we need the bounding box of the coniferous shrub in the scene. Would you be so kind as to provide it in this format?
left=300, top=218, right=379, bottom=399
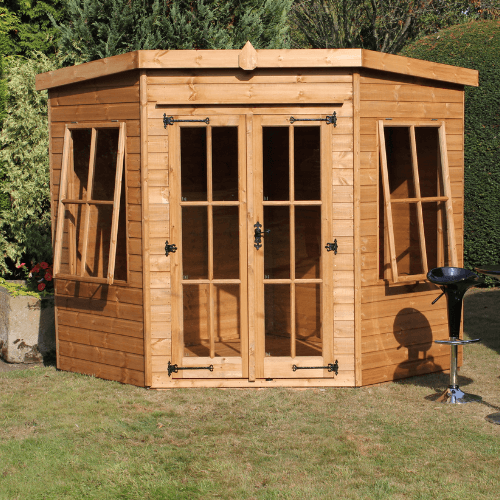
left=54, top=0, right=293, bottom=65
left=0, top=53, right=58, bottom=276
left=401, top=20, right=500, bottom=270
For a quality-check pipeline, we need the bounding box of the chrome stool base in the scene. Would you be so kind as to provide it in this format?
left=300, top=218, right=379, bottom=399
left=485, top=413, right=500, bottom=424
left=435, top=386, right=482, bottom=404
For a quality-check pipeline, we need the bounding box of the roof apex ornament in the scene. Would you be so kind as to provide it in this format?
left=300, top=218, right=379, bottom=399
left=239, top=41, right=258, bottom=71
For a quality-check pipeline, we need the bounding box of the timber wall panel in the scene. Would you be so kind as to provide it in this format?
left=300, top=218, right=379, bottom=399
left=146, top=96, right=171, bottom=380
left=49, top=72, right=144, bottom=386
left=330, top=80, right=356, bottom=386
left=358, top=69, right=465, bottom=386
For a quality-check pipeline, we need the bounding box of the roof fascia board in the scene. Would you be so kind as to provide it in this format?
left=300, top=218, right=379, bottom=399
left=35, top=47, right=478, bottom=91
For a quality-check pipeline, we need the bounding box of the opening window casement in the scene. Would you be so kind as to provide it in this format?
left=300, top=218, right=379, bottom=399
left=53, top=123, right=127, bottom=284
left=378, top=122, right=458, bottom=283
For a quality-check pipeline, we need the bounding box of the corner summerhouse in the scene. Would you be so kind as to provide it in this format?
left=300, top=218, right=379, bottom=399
left=36, top=43, right=478, bottom=388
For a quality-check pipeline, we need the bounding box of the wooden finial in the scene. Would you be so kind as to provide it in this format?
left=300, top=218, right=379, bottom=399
left=239, top=41, right=258, bottom=71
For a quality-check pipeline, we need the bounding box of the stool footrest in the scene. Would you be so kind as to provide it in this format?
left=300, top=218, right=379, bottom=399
left=434, top=338, right=480, bottom=345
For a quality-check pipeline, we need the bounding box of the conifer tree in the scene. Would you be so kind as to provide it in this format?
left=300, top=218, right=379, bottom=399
left=54, top=0, right=293, bottom=65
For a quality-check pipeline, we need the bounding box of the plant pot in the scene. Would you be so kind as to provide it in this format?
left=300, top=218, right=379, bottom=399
left=0, top=281, right=55, bottom=363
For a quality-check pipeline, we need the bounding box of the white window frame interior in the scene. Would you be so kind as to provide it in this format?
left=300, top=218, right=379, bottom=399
left=378, top=121, right=458, bottom=283
left=53, top=122, right=127, bottom=285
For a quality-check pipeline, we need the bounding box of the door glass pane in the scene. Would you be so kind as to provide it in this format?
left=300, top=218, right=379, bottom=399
left=92, top=128, right=120, bottom=201
left=415, top=127, right=440, bottom=198
left=212, top=127, right=238, bottom=201
left=182, top=206, right=208, bottom=279
left=295, top=284, right=322, bottom=356
left=385, top=127, right=415, bottom=200
left=294, top=127, right=321, bottom=201
left=265, top=284, right=290, bottom=357
left=181, top=128, right=207, bottom=201
left=183, top=284, right=210, bottom=357
left=214, top=285, right=241, bottom=356
left=295, top=206, right=321, bottom=279
left=263, top=127, right=289, bottom=201
left=264, top=206, right=290, bottom=279
left=393, top=203, right=423, bottom=276
left=213, top=206, right=239, bottom=279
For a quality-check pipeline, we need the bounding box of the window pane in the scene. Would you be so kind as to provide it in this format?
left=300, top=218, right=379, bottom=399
left=393, top=203, right=423, bottom=276
left=212, top=127, right=238, bottom=201
left=295, top=206, right=321, bottom=279
left=114, top=167, right=127, bottom=281
left=182, top=207, right=208, bottom=279
left=213, top=206, right=239, bottom=280
left=70, top=129, right=92, bottom=200
left=263, top=127, right=289, bottom=201
left=214, top=285, right=241, bottom=356
left=295, top=284, right=322, bottom=356
left=85, top=204, right=113, bottom=278
left=415, top=127, right=440, bottom=198
left=385, top=127, right=415, bottom=199
left=264, top=206, right=290, bottom=279
left=181, top=128, right=207, bottom=201
left=423, top=201, right=449, bottom=270
left=265, top=284, right=290, bottom=357
left=294, top=126, right=320, bottom=200
left=92, top=128, right=120, bottom=201
left=61, top=203, right=86, bottom=275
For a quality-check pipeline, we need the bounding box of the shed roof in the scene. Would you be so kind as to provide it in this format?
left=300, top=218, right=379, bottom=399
left=35, top=42, right=479, bottom=91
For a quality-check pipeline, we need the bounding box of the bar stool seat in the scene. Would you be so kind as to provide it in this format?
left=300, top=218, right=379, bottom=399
left=427, top=267, right=484, bottom=404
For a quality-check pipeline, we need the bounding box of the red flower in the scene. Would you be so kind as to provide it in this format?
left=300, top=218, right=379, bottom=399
left=37, top=283, right=46, bottom=291
left=45, top=272, right=52, bottom=281
left=40, top=262, right=49, bottom=269
left=16, top=263, right=26, bottom=269
left=32, top=265, right=40, bottom=273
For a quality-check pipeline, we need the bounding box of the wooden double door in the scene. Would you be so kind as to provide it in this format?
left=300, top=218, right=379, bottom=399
left=169, top=109, right=335, bottom=380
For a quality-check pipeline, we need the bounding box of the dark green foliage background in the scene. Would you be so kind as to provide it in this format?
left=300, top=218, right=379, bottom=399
left=402, top=20, right=500, bottom=270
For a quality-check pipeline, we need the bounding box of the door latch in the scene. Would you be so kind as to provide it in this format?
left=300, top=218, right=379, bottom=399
left=325, top=239, right=338, bottom=254
left=254, top=222, right=270, bottom=250
left=165, top=241, right=177, bottom=257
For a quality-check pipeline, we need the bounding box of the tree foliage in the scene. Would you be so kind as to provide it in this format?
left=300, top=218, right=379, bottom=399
left=291, top=0, right=500, bottom=53
left=0, top=0, right=67, bottom=57
left=54, top=0, right=293, bottom=65
left=0, top=53, right=57, bottom=276
left=401, top=21, right=500, bottom=270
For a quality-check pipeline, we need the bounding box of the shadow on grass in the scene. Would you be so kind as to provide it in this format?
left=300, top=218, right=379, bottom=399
left=42, top=350, right=57, bottom=367
left=464, top=288, right=500, bottom=356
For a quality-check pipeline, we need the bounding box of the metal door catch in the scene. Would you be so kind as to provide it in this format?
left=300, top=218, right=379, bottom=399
left=292, top=360, right=339, bottom=376
left=168, top=361, right=214, bottom=377
left=165, top=241, right=177, bottom=257
left=325, top=240, right=338, bottom=254
left=254, top=221, right=270, bottom=250
left=163, top=114, right=210, bottom=127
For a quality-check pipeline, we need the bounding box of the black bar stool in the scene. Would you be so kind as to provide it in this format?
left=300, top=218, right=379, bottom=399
left=474, top=265, right=500, bottom=424
left=427, top=267, right=484, bottom=404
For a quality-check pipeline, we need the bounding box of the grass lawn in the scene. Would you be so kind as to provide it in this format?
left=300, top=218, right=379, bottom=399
left=1, top=289, right=499, bottom=500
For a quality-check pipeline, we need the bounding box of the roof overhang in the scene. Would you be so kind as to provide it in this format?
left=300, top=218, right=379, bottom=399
left=35, top=42, right=479, bottom=91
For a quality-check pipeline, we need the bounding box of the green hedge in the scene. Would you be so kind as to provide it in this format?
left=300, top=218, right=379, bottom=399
left=401, top=20, right=500, bottom=270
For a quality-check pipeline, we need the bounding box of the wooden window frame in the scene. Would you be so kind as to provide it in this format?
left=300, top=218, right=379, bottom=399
left=378, top=121, right=458, bottom=283
left=53, top=122, right=127, bottom=285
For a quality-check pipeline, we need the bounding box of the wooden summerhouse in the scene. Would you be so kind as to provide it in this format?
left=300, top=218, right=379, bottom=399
left=36, top=43, right=478, bottom=388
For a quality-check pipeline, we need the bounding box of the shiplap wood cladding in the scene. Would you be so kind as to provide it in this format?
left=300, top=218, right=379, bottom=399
left=40, top=44, right=477, bottom=388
